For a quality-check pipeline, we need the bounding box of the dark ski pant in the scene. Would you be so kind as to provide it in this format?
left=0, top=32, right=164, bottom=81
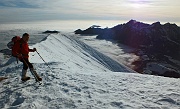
left=20, top=58, right=33, bottom=70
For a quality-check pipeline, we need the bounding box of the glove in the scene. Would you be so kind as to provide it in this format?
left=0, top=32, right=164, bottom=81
left=33, top=48, right=37, bottom=52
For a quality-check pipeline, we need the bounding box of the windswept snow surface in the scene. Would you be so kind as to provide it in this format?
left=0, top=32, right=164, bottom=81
left=0, top=33, right=180, bottom=109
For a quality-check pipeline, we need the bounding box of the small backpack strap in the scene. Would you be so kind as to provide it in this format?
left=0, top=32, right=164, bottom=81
left=19, top=42, right=22, bottom=48
left=19, top=40, right=23, bottom=53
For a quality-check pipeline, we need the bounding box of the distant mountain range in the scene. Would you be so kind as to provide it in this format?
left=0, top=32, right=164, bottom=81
left=75, top=20, right=180, bottom=56
left=75, top=20, right=180, bottom=78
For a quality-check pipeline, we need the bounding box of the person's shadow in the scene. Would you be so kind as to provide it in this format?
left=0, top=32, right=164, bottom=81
left=0, top=49, right=11, bottom=55
left=0, top=49, right=17, bottom=67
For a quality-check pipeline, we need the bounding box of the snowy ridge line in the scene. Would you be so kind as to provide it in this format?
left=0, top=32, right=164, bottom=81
left=0, top=32, right=180, bottom=109
left=61, top=34, right=136, bottom=73
left=30, top=33, right=114, bottom=73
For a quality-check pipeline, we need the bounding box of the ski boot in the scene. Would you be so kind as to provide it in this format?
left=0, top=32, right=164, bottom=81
left=21, top=69, right=30, bottom=82
left=30, top=68, right=42, bottom=81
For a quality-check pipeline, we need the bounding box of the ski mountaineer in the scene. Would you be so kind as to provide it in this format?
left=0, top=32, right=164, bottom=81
left=12, top=33, right=42, bottom=82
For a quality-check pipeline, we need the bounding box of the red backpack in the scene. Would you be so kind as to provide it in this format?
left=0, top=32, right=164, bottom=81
left=7, top=36, right=21, bottom=56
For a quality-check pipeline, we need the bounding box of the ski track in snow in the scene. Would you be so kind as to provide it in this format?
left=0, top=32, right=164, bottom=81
left=0, top=33, right=180, bottom=109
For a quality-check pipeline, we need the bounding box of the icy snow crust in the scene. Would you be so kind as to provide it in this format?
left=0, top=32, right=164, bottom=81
left=0, top=33, right=180, bottom=109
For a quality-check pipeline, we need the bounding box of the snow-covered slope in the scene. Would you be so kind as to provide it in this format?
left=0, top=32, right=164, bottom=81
left=0, top=33, right=179, bottom=109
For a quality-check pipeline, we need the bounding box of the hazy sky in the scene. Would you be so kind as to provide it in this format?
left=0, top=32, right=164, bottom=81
left=0, top=0, right=180, bottom=24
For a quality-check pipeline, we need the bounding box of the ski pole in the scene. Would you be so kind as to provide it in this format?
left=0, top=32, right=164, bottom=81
left=35, top=51, right=53, bottom=73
